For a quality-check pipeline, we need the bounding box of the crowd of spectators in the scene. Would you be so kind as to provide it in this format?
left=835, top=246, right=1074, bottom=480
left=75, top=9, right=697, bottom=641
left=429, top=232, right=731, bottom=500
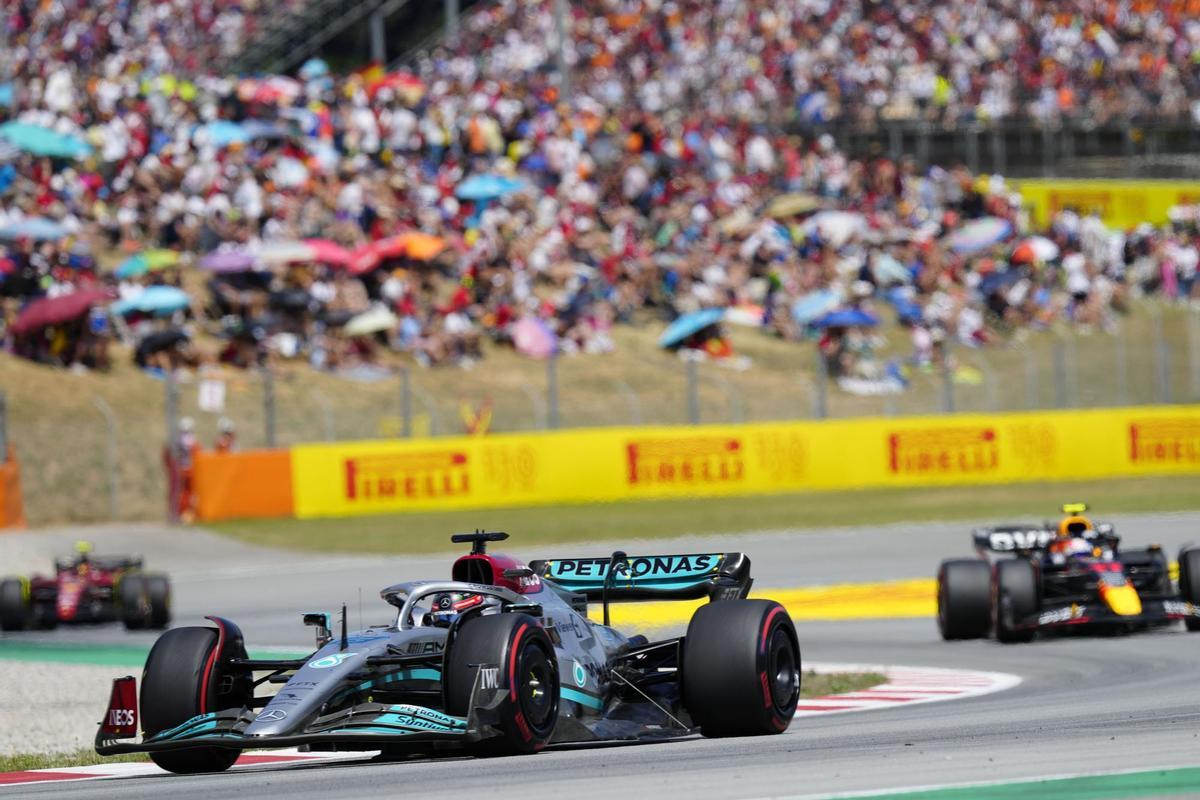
left=0, top=0, right=1198, bottom=388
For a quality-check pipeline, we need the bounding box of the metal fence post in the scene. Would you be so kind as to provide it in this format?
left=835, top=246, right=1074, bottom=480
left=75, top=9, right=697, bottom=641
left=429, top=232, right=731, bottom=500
left=1065, top=335, right=1079, bottom=407
left=92, top=397, right=119, bottom=520
left=1115, top=329, right=1129, bottom=406
left=812, top=349, right=828, bottom=419
left=1153, top=313, right=1171, bottom=403
left=1024, top=346, right=1039, bottom=409
left=940, top=342, right=955, bottom=413
left=400, top=367, right=412, bottom=438
left=445, top=0, right=460, bottom=38
left=165, top=369, right=180, bottom=523
left=1052, top=337, right=1068, bottom=408
left=685, top=357, right=700, bottom=424
left=1188, top=310, right=1200, bottom=400
left=0, top=390, right=7, bottom=462
left=262, top=367, right=277, bottom=447
left=547, top=351, right=559, bottom=429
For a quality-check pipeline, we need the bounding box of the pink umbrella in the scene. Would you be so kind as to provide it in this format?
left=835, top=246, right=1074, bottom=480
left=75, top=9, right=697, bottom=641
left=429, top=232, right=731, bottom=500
left=304, top=239, right=352, bottom=268
left=512, top=317, right=557, bottom=359
left=11, top=288, right=113, bottom=335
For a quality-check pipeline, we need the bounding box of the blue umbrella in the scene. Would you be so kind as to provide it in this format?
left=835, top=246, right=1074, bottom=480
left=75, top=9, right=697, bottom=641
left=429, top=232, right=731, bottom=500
left=812, top=308, right=880, bottom=328
left=658, top=308, right=725, bottom=349
left=945, top=217, right=1013, bottom=255
left=194, top=120, right=249, bottom=148
left=790, top=289, right=841, bottom=324
left=0, top=84, right=12, bottom=108
left=979, top=269, right=1023, bottom=296
left=111, top=286, right=192, bottom=316
left=0, top=121, right=92, bottom=159
left=0, top=217, right=68, bottom=241
left=885, top=289, right=924, bottom=324
left=455, top=174, right=525, bottom=202
left=240, top=119, right=289, bottom=140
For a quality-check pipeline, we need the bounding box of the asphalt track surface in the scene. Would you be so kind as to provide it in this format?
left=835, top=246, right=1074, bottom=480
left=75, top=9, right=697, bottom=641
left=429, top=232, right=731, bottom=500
left=4, top=511, right=1200, bottom=798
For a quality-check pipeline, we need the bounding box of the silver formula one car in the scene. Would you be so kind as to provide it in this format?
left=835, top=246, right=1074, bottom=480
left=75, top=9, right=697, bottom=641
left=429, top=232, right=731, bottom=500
left=96, top=532, right=801, bottom=773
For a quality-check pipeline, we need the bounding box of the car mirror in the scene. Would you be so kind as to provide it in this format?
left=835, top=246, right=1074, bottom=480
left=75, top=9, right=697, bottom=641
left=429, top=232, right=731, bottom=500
left=303, top=612, right=332, bottom=648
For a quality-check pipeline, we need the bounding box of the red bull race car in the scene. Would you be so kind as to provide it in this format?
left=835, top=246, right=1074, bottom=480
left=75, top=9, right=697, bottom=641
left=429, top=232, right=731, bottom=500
left=0, top=541, right=171, bottom=631
left=937, top=504, right=1200, bottom=643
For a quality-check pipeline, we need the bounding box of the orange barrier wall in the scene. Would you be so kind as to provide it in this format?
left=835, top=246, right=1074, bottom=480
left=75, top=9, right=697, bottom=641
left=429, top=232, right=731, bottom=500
left=0, top=448, right=26, bottom=529
left=194, top=450, right=294, bottom=522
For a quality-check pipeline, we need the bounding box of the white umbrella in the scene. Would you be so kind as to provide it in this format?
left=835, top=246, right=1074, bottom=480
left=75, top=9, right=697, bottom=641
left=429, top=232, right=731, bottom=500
left=344, top=306, right=399, bottom=337
left=256, top=240, right=316, bottom=265
left=806, top=211, right=866, bottom=248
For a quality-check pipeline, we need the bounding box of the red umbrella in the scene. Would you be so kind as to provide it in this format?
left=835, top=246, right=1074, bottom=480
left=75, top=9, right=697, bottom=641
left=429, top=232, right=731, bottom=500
left=10, top=288, right=113, bottom=335
left=303, top=239, right=352, bottom=267
left=347, top=235, right=406, bottom=275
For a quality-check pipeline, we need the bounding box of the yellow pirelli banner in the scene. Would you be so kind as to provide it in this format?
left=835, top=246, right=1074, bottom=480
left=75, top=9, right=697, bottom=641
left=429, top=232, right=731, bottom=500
left=1015, top=179, right=1200, bottom=229
left=289, top=405, right=1200, bottom=519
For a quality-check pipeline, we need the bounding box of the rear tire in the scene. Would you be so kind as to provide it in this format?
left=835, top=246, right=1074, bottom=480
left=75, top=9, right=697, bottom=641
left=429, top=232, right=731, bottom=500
left=682, top=599, right=800, bottom=737
left=119, top=575, right=146, bottom=630
left=0, top=578, right=30, bottom=631
left=141, top=627, right=243, bottom=774
left=144, top=575, right=171, bottom=629
left=1177, top=549, right=1200, bottom=632
left=993, top=560, right=1038, bottom=644
left=937, top=560, right=992, bottom=640
left=444, top=613, right=558, bottom=754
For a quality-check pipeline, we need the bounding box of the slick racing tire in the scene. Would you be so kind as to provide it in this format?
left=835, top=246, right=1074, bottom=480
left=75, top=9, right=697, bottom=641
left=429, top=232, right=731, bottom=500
left=144, top=574, right=172, bottom=629
left=118, top=574, right=148, bottom=630
left=0, top=578, right=30, bottom=631
left=1177, top=549, right=1200, bottom=632
left=993, top=560, right=1038, bottom=644
left=445, top=613, right=559, bottom=755
left=682, top=599, right=800, bottom=737
left=937, top=559, right=992, bottom=640
left=141, top=627, right=243, bottom=774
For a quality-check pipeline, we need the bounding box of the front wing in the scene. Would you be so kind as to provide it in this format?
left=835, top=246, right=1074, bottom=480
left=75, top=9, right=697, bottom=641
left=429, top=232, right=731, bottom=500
left=1016, top=598, right=1200, bottom=631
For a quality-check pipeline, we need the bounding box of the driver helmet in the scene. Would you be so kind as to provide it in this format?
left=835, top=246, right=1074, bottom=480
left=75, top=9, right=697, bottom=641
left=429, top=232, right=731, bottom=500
left=425, top=591, right=490, bottom=627
left=1058, top=503, right=1093, bottom=539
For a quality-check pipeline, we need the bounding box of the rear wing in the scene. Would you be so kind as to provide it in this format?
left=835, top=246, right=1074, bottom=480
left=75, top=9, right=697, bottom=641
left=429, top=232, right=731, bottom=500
left=973, top=522, right=1117, bottom=553
left=530, top=552, right=752, bottom=603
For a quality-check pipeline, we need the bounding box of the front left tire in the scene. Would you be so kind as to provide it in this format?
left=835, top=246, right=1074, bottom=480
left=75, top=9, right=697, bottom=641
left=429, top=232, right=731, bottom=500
left=0, top=578, right=30, bottom=631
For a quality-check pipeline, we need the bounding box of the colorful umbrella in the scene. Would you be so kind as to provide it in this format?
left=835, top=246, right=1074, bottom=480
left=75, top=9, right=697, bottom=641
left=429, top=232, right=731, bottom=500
left=402, top=232, right=446, bottom=262
left=1011, top=236, right=1059, bottom=265
left=0, top=121, right=92, bottom=159
left=658, top=308, right=725, bottom=349
left=945, top=217, right=1013, bottom=255
left=115, top=249, right=179, bottom=278
left=512, top=317, right=557, bottom=359
left=303, top=239, right=352, bottom=267
left=11, top=289, right=112, bottom=335
left=193, top=120, right=249, bottom=148
left=765, top=193, right=822, bottom=219
left=790, top=289, right=841, bottom=324
left=812, top=308, right=879, bottom=328
left=344, top=306, right=399, bottom=337
left=0, top=217, right=67, bottom=241
left=455, top=174, right=525, bottom=202
left=199, top=249, right=257, bottom=272
left=111, top=286, right=192, bottom=316
left=256, top=240, right=316, bottom=265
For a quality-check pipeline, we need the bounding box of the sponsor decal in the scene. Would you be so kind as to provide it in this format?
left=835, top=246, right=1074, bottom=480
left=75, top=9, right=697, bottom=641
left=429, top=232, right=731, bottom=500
left=1038, top=604, right=1083, bottom=625
left=888, top=427, right=999, bottom=475
left=1163, top=600, right=1197, bottom=617
left=343, top=451, right=469, bottom=503
left=406, top=640, right=446, bottom=655
left=625, top=437, right=744, bottom=486
left=1047, top=189, right=1112, bottom=219
left=985, top=529, right=1056, bottom=551
left=1129, top=420, right=1200, bottom=464
left=548, top=554, right=719, bottom=580
left=255, top=709, right=288, bottom=722
left=308, top=652, right=357, bottom=669
left=573, top=661, right=587, bottom=687
left=106, top=708, right=135, bottom=728
left=479, top=667, right=500, bottom=690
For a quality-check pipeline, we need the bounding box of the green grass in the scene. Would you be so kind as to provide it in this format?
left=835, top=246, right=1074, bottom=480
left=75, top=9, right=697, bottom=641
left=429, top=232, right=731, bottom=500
left=211, top=474, right=1200, bottom=554
left=0, top=748, right=147, bottom=771
left=801, top=671, right=885, bottom=697
left=4, top=301, right=1198, bottom=525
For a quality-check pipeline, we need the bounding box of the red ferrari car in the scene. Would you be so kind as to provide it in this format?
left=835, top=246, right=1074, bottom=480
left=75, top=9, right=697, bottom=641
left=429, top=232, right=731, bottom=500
left=0, top=542, right=170, bottom=631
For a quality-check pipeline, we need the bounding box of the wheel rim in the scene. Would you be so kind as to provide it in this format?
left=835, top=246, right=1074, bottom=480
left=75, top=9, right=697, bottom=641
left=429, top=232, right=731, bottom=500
left=518, top=643, right=555, bottom=730
left=766, top=627, right=799, bottom=713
